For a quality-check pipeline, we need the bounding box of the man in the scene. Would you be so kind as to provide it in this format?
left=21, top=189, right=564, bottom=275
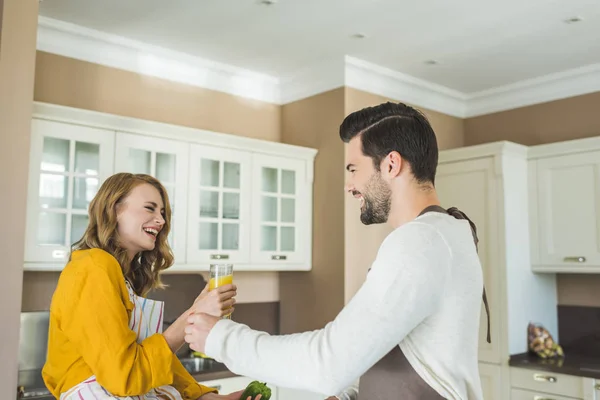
left=184, top=102, right=487, bottom=400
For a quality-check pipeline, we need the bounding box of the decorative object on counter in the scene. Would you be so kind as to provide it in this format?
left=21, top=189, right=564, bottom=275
left=239, top=381, right=272, bottom=400
left=528, top=322, right=564, bottom=359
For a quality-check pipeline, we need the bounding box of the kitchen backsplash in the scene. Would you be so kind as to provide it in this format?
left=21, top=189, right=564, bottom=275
left=558, top=305, right=600, bottom=358
left=21, top=272, right=280, bottom=350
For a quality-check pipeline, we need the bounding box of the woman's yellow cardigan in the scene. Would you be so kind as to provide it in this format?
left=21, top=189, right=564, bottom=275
left=42, top=248, right=217, bottom=399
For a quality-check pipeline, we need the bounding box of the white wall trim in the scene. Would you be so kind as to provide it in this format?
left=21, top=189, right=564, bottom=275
left=278, top=58, right=346, bottom=104
left=37, top=16, right=282, bottom=104
left=32, top=101, right=318, bottom=160
left=438, top=141, right=529, bottom=164
left=37, top=16, right=600, bottom=118
left=465, top=63, right=600, bottom=117
left=345, top=56, right=468, bottom=118
left=528, top=135, right=600, bottom=159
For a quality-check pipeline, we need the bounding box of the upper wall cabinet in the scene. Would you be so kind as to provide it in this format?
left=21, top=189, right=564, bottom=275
left=251, top=154, right=309, bottom=267
left=186, top=144, right=252, bottom=266
left=24, top=103, right=317, bottom=273
left=114, top=133, right=190, bottom=263
left=529, top=138, right=600, bottom=273
left=24, top=118, right=115, bottom=264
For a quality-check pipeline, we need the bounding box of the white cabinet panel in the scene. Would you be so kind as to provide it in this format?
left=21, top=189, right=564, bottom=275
left=435, top=157, right=501, bottom=364
left=530, top=151, right=600, bottom=272
left=186, top=145, right=251, bottom=266
left=24, top=118, right=115, bottom=266
left=251, top=154, right=312, bottom=269
left=115, top=132, right=190, bottom=263
left=479, top=362, right=502, bottom=400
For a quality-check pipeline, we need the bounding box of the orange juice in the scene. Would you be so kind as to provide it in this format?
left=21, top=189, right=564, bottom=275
left=209, top=274, right=233, bottom=290
left=208, top=264, right=234, bottom=319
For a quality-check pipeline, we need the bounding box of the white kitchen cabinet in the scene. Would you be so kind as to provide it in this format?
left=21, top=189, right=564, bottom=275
left=509, top=367, right=600, bottom=400
left=25, top=102, right=317, bottom=272
left=250, top=154, right=312, bottom=269
left=115, top=132, right=190, bottom=263
left=478, top=362, right=503, bottom=400
left=24, top=118, right=115, bottom=266
left=186, top=145, right=251, bottom=266
left=529, top=144, right=600, bottom=272
left=435, top=142, right=558, bottom=395
left=435, top=156, right=501, bottom=364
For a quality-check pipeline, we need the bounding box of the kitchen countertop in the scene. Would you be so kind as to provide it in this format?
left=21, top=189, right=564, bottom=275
left=509, top=352, right=600, bottom=380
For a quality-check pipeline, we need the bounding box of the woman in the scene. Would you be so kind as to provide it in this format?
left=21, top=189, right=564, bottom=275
left=42, top=173, right=250, bottom=399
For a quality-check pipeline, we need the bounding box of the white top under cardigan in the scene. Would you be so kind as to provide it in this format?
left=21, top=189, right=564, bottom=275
left=204, top=212, right=485, bottom=400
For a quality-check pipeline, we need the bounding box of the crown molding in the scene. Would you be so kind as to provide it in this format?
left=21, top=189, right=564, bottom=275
left=464, top=63, right=600, bottom=117
left=36, top=16, right=600, bottom=118
left=344, top=56, right=468, bottom=118
left=36, top=16, right=281, bottom=104
left=278, top=58, right=345, bottom=104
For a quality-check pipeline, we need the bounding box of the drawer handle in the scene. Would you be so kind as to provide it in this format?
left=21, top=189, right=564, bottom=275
left=210, top=254, right=230, bottom=260
left=533, top=373, right=557, bottom=383
left=563, top=256, right=586, bottom=263
left=272, top=255, right=287, bottom=260
left=534, top=397, right=556, bottom=400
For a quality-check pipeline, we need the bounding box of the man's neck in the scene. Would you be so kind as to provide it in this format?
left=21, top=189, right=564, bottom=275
left=387, top=185, right=440, bottom=229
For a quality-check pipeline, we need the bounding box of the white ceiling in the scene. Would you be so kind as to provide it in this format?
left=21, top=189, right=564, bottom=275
left=38, top=0, right=600, bottom=94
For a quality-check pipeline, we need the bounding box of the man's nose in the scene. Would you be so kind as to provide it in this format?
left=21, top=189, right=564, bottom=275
left=345, top=182, right=355, bottom=193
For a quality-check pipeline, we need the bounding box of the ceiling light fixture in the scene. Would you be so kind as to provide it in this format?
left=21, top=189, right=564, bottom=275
left=564, top=16, right=583, bottom=24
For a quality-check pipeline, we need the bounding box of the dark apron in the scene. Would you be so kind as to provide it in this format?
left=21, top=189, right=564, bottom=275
left=357, top=205, right=491, bottom=400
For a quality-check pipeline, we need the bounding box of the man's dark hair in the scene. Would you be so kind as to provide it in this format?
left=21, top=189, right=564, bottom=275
left=339, top=102, right=439, bottom=184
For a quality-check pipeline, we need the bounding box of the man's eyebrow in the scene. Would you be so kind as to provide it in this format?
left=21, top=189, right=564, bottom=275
left=346, top=163, right=356, bottom=171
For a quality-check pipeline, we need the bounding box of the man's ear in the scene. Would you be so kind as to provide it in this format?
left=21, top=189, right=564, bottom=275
left=384, top=151, right=402, bottom=178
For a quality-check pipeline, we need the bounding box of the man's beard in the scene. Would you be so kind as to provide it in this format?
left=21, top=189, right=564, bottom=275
left=357, top=173, right=392, bottom=225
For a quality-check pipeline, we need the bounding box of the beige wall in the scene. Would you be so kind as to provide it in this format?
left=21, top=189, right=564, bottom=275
left=343, top=88, right=466, bottom=302
left=23, top=51, right=283, bottom=311
left=0, top=0, right=38, bottom=396
left=279, top=88, right=346, bottom=333
left=465, top=91, right=600, bottom=307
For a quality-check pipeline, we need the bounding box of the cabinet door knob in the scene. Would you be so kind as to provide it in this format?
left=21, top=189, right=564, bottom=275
left=533, top=373, right=557, bottom=383
left=210, top=254, right=230, bottom=260
left=272, top=255, right=287, bottom=261
left=533, top=397, right=556, bottom=400
left=563, top=256, right=586, bottom=263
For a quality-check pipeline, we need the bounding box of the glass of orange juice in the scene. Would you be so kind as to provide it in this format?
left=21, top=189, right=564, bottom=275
left=209, top=263, right=234, bottom=319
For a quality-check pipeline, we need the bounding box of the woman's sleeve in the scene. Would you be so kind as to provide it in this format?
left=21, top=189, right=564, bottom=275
left=57, top=253, right=175, bottom=397
left=171, top=355, right=218, bottom=399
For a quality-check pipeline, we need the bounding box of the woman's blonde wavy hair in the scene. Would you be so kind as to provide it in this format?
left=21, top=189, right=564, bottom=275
left=71, top=173, right=174, bottom=296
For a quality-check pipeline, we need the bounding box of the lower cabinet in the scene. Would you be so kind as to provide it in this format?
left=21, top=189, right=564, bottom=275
left=479, top=362, right=503, bottom=400
left=509, top=367, right=600, bottom=400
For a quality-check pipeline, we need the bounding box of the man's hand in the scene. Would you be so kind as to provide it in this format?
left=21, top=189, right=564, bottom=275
left=184, top=312, right=220, bottom=354
left=200, top=390, right=262, bottom=399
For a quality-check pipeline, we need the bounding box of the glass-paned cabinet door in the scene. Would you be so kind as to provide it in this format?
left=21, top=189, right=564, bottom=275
left=114, top=133, right=189, bottom=262
left=251, top=154, right=308, bottom=266
left=24, top=119, right=115, bottom=265
left=187, top=145, right=251, bottom=264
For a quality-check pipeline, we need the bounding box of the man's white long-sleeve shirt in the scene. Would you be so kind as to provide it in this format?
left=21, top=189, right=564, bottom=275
left=205, top=212, right=485, bottom=399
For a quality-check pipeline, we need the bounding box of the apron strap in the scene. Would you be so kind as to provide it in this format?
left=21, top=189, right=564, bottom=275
left=419, top=205, right=491, bottom=344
